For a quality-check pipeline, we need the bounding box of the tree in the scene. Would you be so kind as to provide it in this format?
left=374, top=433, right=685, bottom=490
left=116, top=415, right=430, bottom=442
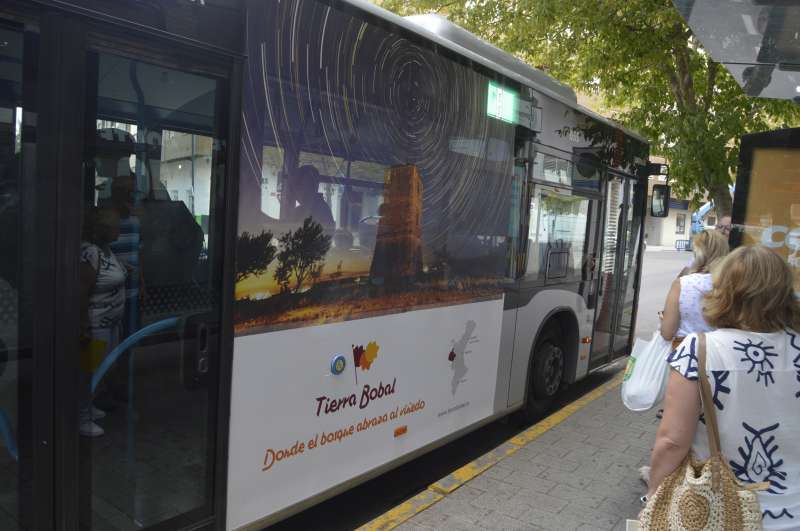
left=235, top=231, right=276, bottom=283
left=274, top=217, right=333, bottom=293
left=376, top=0, right=800, bottom=215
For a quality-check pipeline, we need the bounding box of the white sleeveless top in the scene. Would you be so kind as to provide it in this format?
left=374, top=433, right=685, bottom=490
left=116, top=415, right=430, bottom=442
left=669, top=330, right=800, bottom=529
left=677, top=273, right=714, bottom=337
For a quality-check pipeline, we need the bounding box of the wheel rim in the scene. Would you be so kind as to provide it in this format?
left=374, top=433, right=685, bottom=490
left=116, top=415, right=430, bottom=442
left=543, top=345, right=564, bottom=396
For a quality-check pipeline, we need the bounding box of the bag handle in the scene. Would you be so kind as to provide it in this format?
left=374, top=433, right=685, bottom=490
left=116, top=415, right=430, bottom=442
left=696, top=333, right=771, bottom=493
left=696, top=333, right=722, bottom=456
left=696, top=332, right=724, bottom=491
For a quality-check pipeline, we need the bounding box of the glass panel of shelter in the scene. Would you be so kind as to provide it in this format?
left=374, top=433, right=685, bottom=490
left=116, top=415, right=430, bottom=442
left=77, top=49, right=226, bottom=529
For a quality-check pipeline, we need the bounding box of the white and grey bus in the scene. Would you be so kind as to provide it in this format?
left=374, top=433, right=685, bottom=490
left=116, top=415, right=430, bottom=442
left=0, top=0, right=654, bottom=529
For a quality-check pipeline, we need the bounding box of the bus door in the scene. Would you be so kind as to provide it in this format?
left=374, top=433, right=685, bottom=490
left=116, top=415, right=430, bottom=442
left=591, top=173, right=645, bottom=365
left=74, top=37, right=233, bottom=530
left=0, top=8, right=44, bottom=529
left=25, top=15, right=239, bottom=530
left=506, top=149, right=603, bottom=407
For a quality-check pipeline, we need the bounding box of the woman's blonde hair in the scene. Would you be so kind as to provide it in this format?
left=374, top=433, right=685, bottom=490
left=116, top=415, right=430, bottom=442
left=690, top=229, right=730, bottom=273
left=704, top=245, right=800, bottom=332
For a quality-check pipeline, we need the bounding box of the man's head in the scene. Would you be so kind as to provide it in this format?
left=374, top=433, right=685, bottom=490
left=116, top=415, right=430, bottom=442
left=85, top=206, right=121, bottom=245
left=110, top=173, right=136, bottom=215
left=715, top=215, right=732, bottom=236
left=294, top=165, right=321, bottom=200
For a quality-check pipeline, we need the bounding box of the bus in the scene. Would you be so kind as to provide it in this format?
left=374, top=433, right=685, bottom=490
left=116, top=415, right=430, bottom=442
left=0, top=1, right=655, bottom=529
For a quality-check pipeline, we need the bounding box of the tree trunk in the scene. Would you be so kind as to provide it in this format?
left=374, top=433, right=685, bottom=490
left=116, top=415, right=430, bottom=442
left=709, top=180, right=733, bottom=218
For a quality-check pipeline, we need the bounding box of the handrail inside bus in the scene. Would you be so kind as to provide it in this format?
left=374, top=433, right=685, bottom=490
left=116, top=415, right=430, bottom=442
left=91, top=317, right=179, bottom=394
left=0, top=409, right=18, bottom=462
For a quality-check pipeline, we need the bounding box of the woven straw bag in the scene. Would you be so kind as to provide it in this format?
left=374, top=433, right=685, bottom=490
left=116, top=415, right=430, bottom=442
left=638, top=333, right=767, bottom=531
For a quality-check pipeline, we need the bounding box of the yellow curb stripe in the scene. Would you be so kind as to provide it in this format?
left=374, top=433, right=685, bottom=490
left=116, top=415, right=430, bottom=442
left=429, top=441, right=521, bottom=495
left=356, top=488, right=443, bottom=531
left=510, top=372, right=624, bottom=446
left=358, top=372, right=624, bottom=530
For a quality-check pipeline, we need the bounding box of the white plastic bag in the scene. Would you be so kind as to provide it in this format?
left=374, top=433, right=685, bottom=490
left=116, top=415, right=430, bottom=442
left=621, top=332, right=672, bottom=412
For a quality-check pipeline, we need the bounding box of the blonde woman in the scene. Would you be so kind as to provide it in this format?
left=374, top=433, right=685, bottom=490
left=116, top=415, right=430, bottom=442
left=645, top=245, right=800, bottom=529
left=660, top=230, right=730, bottom=348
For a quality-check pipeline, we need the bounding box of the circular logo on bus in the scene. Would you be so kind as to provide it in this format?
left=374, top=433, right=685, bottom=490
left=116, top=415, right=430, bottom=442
left=331, top=354, right=347, bottom=375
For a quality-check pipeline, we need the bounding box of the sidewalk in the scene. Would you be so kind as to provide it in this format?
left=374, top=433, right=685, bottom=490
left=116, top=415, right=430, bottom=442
left=382, top=374, right=659, bottom=531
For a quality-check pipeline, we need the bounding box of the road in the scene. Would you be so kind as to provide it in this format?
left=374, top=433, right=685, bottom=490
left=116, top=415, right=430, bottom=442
left=634, top=249, right=691, bottom=340
left=269, top=250, right=686, bottom=530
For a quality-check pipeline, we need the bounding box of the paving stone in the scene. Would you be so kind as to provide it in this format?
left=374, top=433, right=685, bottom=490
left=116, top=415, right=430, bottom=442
left=531, top=443, right=571, bottom=459
left=468, top=476, right=520, bottom=498
left=592, top=448, right=644, bottom=467
left=503, top=469, right=555, bottom=493
left=585, top=435, right=630, bottom=452
left=548, top=483, right=606, bottom=508
left=483, top=462, right=515, bottom=481
left=557, top=500, right=622, bottom=530
left=505, top=458, right=547, bottom=477
left=518, top=507, right=584, bottom=531
left=407, top=503, right=451, bottom=529
left=477, top=511, right=538, bottom=530
left=440, top=513, right=484, bottom=531
left=547, top=425, right=591, bottom=442
left=536, top=467, right=595, bottom=490
left=433, top=497, right=494, bottom=522
left=624, top=433, right=655, bottom=451
left=525, top=430, right=562, bottom=445
left=394, top=522, right=436, bottom=531
left=550, top=438, right=599, bottom=455
left=582, top=477, right=629, bottom=497
left=509, top=488, right=570, bottom=514
left=511, top=445, right=544, bottom=462
left=448, top=484, right=487, bottom=503
left=528, top=453, right=581, bottom=472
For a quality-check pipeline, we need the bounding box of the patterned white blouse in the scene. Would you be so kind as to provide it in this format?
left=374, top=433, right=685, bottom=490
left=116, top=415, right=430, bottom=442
left=668, top=330, right=800, bottom=530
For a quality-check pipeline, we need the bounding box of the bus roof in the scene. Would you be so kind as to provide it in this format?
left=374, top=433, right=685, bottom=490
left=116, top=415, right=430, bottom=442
left=340, top=1, right=648, bottom=145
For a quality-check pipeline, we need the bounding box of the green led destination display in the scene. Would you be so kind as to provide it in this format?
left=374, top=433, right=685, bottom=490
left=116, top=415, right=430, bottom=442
left=487, top=82, right=518, bottom=123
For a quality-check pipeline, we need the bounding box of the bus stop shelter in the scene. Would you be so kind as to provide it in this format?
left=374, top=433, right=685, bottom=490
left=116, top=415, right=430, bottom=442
left=672, top=0, right=800, bottom=102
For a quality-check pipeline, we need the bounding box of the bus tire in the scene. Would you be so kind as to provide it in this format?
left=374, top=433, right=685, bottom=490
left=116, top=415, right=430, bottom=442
left=515, top=323, right=565, bottom=424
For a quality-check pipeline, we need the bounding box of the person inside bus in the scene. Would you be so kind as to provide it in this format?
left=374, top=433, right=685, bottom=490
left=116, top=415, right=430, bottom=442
left=97, top=171, right=144, bottom=407
left=285, top=165, right=335, bottom=232
left=644, top=245, right=800, bottom=529
left=79, top=206, right=128, bottom=437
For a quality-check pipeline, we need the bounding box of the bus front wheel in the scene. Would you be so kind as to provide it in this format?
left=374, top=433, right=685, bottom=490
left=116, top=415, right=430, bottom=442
left=516, top=325, right=565, bottom=424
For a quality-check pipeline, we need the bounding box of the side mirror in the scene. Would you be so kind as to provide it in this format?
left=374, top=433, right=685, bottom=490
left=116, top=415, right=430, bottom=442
left=651, top=184, right=670, bottom=218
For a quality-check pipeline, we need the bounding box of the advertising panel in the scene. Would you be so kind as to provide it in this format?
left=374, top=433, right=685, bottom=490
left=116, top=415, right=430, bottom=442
left=226, top=299, right=503, bottom=530
left=738, top=147, right=800, bottom=287
left=233, top=0, right=519, bottom=338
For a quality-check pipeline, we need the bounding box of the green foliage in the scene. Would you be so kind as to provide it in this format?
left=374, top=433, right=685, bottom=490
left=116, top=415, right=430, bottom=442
left=235, top=230, right=276, bottom=283
left=375, top=0, right=800, bottom=214
left=274, top=217, right=333, bottom=293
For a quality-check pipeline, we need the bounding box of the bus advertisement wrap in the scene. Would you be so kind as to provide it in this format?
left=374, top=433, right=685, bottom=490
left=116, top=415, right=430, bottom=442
left=232, top=0, right=517, bottom=337
left=226, top=299, right=503, bottom=529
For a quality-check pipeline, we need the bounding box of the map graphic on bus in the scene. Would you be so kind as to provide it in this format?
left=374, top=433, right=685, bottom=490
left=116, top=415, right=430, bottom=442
left=449, top=320, right=478, bottom=395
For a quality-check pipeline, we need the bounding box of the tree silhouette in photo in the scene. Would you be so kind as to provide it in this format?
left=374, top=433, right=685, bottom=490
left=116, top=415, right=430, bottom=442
left=235, top=231, right=276, bottom=283
left=274, top=217, right=332, bottom=294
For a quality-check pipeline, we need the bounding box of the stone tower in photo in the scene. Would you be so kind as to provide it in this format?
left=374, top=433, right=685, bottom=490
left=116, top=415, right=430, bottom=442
left=369, top=164, right=423, bottom=283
